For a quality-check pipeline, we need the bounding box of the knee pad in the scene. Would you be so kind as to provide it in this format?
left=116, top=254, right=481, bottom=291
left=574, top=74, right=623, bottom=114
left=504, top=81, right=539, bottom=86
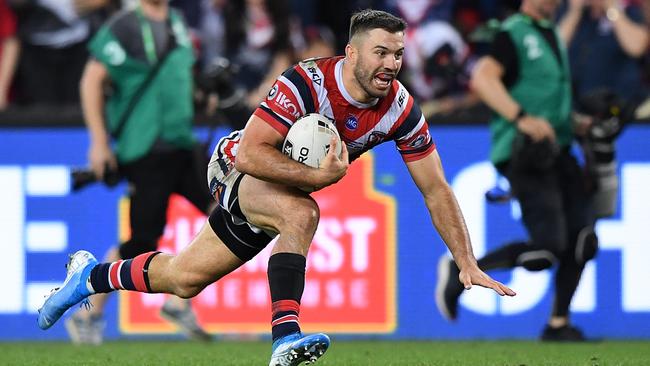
left=516, top=250, right=556, bottom=271
left=119, top=239, right=159, bottom=259
left=575, top=227, right=599, bottom=264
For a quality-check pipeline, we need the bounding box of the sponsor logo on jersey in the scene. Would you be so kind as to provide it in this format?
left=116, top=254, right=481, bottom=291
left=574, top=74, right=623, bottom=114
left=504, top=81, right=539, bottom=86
left=368, top=131, right=387, bottom=146
left=273, top=91, right=301, bottom=118
left=408, top=132, right=429, bottom=148
left=345, top=115, right=358, bottom=130
left=307, top=66, right=322, bottom=85
left=268, top=84, right=278, bottom=99
left=397, top=90, right=407, bottom=108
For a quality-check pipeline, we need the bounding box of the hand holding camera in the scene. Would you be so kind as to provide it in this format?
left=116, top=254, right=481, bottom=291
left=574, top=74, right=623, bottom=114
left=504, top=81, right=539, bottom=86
left=71, top=141, right=121, bottom=192
left=89, top=140, right=117, bottom=181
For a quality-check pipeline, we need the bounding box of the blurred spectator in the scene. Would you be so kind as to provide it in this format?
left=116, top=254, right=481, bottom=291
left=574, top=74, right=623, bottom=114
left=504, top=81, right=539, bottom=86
left=197, top=0, right=226, bottom=71
left=9, top=0, right=112, bottom=106
left=399, top=19, right=479, bottom=118
left=438, top=0, right=598, bottom=342
left=222, top=0, right=294, bottom=109
left=559, top=0, right=649, bottom=102
left=0, top=0, right=19, bottom=110
left=384, top=0, right=453, bottom=23
left=295, top=25, right=336, bottom=60
left=170, top=0, right=201, bottom=29
left=558, top=0, right=647, bottom=223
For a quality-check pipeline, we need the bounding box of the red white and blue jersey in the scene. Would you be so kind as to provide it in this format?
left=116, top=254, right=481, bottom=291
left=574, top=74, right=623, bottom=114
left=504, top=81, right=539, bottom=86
left=214, top=56, right=435, bottom=177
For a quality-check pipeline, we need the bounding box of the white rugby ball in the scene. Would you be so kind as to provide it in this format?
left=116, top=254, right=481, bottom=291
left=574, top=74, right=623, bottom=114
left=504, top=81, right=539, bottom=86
left=282, top=113, right=342, bottom=169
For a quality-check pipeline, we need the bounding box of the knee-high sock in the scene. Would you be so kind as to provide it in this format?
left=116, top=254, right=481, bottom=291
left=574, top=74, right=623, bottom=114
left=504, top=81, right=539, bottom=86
left=477, top=241, right=529, bottom=271
left=89, top=251, right=161, bottom=294
left=268, top=252, right=306, bottom=342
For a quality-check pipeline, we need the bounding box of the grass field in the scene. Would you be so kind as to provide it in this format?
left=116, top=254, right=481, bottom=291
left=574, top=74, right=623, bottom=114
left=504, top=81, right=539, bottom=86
left=1, top=340, right=649, bottom=366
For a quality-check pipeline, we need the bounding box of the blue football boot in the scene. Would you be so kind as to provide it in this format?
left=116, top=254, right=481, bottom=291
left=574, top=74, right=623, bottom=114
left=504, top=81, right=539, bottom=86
left=269, top=332, right=330, bottom=366
left=38, top=250, right=97, bottom=330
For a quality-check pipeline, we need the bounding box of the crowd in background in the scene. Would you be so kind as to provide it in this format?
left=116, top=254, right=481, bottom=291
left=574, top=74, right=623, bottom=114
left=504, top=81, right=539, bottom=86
left=1, top=0, right=649, bottom=126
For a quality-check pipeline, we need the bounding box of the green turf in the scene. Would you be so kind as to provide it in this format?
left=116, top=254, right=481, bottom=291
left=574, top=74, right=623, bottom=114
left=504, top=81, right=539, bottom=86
left=0, top=340, right=648, bottom=366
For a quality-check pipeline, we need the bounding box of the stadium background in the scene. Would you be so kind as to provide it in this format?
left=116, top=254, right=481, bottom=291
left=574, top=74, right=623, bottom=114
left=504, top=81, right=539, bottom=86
left=1, top=123, right=649, bottom=341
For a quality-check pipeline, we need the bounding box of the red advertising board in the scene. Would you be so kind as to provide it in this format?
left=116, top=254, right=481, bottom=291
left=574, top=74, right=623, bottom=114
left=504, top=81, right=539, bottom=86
left=118, top=153, right=396, bottom=334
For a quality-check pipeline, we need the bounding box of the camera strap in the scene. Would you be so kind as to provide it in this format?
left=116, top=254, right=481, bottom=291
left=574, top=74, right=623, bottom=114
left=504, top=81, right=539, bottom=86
left=110, top=7, right=177, bottom=139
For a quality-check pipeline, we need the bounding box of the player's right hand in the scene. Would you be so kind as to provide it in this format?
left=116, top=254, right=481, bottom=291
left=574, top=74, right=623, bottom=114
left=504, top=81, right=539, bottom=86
left=459, top=263, right=516, bottom=297
left=315, top=136, right=349, bottom=190
left=88, top=141, right=117, bottom=180
left=517, top=115, right=556, bottom=143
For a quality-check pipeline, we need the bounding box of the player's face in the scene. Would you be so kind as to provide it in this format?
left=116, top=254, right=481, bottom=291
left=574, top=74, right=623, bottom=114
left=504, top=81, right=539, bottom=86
left=352, top=29, right=404, bottom=99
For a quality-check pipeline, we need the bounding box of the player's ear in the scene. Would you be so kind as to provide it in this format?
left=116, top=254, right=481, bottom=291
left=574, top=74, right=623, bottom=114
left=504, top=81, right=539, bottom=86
left=345, top=43, right=356, bottom=63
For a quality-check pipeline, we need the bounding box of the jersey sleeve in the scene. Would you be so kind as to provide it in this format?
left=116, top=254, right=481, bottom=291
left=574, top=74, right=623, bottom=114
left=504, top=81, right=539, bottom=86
left=393, top=96, right=436, bottom=162
left=253, top=64, right=316, bottom=136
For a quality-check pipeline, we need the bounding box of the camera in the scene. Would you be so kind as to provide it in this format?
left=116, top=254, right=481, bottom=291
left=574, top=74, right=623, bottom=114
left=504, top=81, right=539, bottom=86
left=70, top=164, right=121, bottom=192
left=196, top=57, right=251, bottom=130
left=577, top=89, right=634, bottom=218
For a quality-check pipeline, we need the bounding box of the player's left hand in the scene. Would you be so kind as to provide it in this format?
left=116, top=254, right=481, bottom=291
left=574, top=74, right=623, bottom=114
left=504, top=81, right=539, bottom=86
left=458, top=264, right=516, bottom=296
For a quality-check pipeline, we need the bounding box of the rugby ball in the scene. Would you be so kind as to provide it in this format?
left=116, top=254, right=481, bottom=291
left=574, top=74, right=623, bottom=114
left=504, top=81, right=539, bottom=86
left=282, top=113, right=342, bottom=169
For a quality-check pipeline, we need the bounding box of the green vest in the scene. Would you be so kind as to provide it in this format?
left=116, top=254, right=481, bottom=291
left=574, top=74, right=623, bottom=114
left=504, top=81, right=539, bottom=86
left=490, top=14, right=573, bottom=164
left=88, top=9, right=195, bottom=163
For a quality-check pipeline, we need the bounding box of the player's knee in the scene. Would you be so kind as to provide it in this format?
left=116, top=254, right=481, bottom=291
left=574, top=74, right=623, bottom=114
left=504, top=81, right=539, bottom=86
left=575, top=226, right=598, bottom=264
left=172, top=272, right=208, bottom=299
left=282, top=197, right=320, bottom=236
left=516, top=249, right=556, bottom=271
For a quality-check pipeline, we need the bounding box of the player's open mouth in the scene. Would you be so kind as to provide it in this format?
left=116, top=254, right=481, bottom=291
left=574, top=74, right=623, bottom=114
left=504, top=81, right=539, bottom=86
left=373, top=73, right=394, bottom=89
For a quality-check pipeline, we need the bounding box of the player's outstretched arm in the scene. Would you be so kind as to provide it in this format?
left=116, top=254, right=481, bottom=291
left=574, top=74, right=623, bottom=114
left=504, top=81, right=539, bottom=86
left=406, top=150, right=516, bottom=297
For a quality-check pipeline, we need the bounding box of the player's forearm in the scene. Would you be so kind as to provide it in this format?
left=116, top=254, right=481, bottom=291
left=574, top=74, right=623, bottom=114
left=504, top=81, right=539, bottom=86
left=234, top=142, right=322, bottom=187
left=425, top=185, right=477, bottom=270
left=80, top=65, right=109, bottom=145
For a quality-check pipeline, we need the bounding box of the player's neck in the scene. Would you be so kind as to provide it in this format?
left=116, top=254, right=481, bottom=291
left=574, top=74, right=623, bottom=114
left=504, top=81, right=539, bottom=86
left=140, top=0, right=168, bottom=21
left=341, top=59, right=377, bottom=105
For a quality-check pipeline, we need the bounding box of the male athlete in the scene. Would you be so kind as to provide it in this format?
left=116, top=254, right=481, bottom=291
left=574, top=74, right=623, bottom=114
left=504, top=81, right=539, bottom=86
left=38, top=9, right=515, bottom=366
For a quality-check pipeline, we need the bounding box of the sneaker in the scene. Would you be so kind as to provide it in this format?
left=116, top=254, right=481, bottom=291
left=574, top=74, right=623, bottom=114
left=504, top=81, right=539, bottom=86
left=38, top=251, right=98, bottom=330
left=65, top=314, right=105, bottom=345
left=435, top=256, right=464, bottom=321
left=160, top=300, right=212, bottom=342
left=540, top=324, right=586, bottom=342
left=269, top=332, right=330, bottom=366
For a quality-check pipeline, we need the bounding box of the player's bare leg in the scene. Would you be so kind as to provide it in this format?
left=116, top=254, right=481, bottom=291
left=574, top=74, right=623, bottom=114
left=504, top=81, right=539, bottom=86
left=38, top=223, right=243, bottom=330
left=146, top=224, right=244, bottom=296
left=237, top=175, right=330, bottom=366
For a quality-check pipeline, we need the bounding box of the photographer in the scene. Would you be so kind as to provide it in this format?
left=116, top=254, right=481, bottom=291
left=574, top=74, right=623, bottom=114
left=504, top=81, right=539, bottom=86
left=436, top=0, right=598, bottom=342
left=66, top=0, right=212, bottom=345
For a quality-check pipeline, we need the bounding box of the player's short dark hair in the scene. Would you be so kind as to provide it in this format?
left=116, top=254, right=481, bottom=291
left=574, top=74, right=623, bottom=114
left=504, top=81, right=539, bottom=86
left=349, top=9, right=407, bottom=41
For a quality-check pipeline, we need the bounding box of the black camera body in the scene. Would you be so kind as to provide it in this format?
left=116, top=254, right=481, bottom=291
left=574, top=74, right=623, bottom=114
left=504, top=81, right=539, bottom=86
left=196, top=57, right=251, bottom=130
left=71, top=164, right=121, bottom=191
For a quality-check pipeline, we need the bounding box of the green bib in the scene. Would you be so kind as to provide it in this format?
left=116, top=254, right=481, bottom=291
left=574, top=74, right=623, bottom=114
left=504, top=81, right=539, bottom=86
left=88, top=9, right=195, bottom=163
left=490, top=14, right=573, bottom=164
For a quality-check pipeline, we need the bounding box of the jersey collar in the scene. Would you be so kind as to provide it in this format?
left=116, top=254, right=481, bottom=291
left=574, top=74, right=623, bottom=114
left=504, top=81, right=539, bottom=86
left=335, top=59, right=379, bottom=109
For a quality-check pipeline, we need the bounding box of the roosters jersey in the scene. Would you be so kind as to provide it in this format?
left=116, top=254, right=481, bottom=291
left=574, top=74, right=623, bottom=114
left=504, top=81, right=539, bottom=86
left=214, top=56, right=435, bottom=177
